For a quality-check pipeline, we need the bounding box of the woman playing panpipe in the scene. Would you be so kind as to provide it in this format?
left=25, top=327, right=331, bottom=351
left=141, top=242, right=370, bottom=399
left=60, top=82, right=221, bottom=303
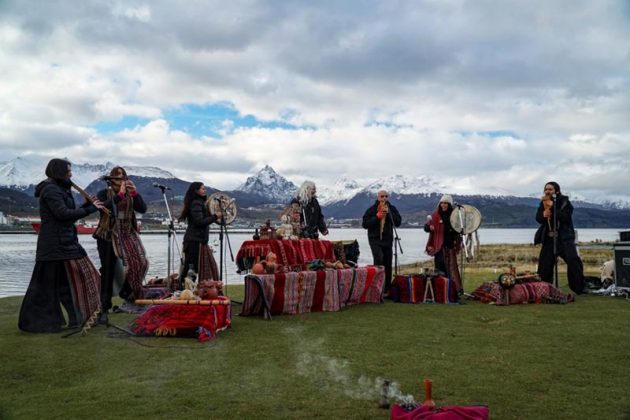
left=18, top=158, right=104, bottom=333
left=93, top=166, right=148, bottom=324
left=178, top=182, right=222, bottom=289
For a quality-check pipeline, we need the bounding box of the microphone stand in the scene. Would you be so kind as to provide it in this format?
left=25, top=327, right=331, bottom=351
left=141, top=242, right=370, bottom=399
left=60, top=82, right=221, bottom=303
left=216, top=198, right=239, bottom=304
left=455, top=203, right=467, bottom=297
left=387, top=206, right=403, bottom=275
left=553, top=194, right=558, bottom=288
left=156, top=185, right=181, bottom=286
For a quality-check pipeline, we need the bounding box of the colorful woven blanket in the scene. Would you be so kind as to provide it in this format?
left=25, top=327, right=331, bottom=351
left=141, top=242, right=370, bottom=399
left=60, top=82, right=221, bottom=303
left=240, top=266, right=384, bottom=319
left=390, top=274, right=458, bottom=304
left=471, top=281, right=575, bottom=305
left=236, top=239, right=335, bottom=271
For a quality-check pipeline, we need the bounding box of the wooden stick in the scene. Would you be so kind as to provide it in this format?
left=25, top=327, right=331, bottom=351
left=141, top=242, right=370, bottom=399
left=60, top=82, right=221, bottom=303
left=71, top=181, right=111, bottom=215
left=134, top=299, right=231, bottom=306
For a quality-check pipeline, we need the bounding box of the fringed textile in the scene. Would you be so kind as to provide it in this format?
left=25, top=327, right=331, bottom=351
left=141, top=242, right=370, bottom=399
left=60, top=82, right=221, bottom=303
left=131, top=297, right=231, bottom=342
left=240, top=267, right=384, bottom=318
left=198, top=244, right=219, bottom=281
left=65, top=257, right=102, bottom=332
left=235, top=239, right=335, bottom=271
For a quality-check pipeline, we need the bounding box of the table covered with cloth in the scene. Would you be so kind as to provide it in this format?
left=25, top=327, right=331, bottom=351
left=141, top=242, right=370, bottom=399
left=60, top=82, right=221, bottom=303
left=235, top=239, right=336, bottom=272
left=240, top=266, right=384, bottom=319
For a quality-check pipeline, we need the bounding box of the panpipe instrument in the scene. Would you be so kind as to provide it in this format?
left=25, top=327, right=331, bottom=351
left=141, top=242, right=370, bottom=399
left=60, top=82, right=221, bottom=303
left=377, top=201, right=388, bottom=239
left=541, top=194, right=553, bottom=230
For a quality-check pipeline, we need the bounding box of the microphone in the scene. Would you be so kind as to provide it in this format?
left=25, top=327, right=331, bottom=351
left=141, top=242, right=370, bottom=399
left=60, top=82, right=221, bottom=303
left=426, top=215, right=432, bottom=221
left=551, top=193, right=557, bottom=200
left=100, top=175, right=125, bottom=181
left=153, top=182, right=171, bottom=190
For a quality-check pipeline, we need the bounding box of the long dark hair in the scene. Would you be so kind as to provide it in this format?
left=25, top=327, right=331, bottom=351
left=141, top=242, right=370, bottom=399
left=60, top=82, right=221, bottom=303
left=179, top=182, right=204, bottom=221
left=45, top=158, right=72, bottom=188
left=109, top=166, right=128, bottom=179
left=545, top=181, right=561, bottom=195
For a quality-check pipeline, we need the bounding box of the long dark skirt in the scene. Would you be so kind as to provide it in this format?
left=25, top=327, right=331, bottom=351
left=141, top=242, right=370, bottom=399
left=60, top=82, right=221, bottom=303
left=434, top=247, right=461, bottom=291
left=181, top=241, right=220, bottom=283
left=18, top=258, right=101, bottom=333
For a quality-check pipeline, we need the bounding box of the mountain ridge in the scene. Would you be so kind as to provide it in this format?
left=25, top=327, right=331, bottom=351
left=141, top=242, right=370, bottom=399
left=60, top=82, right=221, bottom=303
left=2, top=158, right=629, bottom=228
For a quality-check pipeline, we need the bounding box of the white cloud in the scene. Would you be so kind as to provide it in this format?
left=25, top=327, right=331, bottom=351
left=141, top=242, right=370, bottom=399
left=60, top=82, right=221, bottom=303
left=0, top=0, right=629, bottom=202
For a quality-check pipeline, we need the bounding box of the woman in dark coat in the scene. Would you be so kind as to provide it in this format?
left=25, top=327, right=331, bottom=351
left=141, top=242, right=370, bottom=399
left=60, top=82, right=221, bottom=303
left=93, top=166, right=148, bottom=323
left=18, top=158, right=104, bottom=333
left=535, top=181, right=585, bottom=294
left=178, top=182, right=221, bottom=288
left=297, top=180, right=328, bottom=239
left=424, top=194, right=462, bottom=291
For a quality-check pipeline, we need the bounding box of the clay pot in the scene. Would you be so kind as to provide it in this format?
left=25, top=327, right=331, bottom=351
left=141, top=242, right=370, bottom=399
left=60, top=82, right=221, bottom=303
left=252, top=257, right=265, bottom=275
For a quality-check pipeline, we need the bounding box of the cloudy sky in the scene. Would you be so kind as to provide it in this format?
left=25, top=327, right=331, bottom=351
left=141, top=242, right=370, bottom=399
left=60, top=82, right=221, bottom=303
left=1, top=1, right=629, bottom=203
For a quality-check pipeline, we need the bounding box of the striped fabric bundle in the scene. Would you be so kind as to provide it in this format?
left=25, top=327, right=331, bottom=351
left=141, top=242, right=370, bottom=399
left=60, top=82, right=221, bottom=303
left=390, top=274, right=458, bottom=304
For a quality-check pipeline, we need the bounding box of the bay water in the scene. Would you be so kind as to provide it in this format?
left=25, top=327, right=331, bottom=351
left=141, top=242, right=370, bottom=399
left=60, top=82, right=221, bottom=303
left=0, top=228, right=624, bottom=298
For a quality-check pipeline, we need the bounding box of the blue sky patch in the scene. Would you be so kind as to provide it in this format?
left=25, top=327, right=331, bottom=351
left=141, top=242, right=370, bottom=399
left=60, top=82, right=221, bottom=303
left=93, top=103, right=303, bottom=138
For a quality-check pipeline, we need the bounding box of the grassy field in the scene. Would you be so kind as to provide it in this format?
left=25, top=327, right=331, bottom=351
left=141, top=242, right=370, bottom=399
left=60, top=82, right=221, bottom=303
left=1, top=244, right=629, bottom=420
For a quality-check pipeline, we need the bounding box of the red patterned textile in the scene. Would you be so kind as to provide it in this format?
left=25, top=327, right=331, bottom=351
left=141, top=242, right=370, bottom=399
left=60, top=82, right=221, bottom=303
left=390, top=274, right=458, bottom=304
left=391, top=404, right=489, bottom=419
left=240, top=267, right=384, bottom=319
left=471, top=281, right=574, bottom=305
left=113, top=228, right=148, bottom=300
left=65, top=257, right=101, bottom=329
left=198, top=244, right=219, bottom=281
left=131, top=297, right=231, bottom=342
left=236, top=239, right=336, bottom=271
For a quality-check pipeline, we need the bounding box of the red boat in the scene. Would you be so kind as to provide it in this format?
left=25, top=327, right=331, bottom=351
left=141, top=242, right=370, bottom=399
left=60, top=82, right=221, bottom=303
left=31, top=221, right=98, bottom=234
left=31, top=221, right=142, bottom=234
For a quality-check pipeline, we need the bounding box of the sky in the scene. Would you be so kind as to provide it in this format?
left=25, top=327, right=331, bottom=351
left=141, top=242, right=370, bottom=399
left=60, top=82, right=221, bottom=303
left=1, top=1, right=629, bottom=204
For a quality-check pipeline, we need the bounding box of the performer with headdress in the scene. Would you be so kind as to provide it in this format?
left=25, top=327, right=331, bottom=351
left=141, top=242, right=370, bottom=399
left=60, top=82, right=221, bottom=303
left=362, top=190, right=402, bottom=294
left=18, top=158, right=104, bottom=333
left=424, top=194, right=462, bottom=291
left=178, top=182, right=222, bottom=288
left=93, top=166, right=148, bottom=323
left=297, top=180, right=328, bottom=239
left=534, top=181, right=585, bottom=294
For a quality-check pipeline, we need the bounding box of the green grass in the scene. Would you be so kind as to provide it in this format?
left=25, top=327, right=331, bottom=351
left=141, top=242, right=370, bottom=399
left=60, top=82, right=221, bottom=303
left=1, top=268, right=630, bottom=419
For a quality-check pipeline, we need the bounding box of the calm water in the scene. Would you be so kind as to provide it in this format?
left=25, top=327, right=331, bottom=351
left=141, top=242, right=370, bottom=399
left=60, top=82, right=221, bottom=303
left=0, top=228, right=624, bottom=298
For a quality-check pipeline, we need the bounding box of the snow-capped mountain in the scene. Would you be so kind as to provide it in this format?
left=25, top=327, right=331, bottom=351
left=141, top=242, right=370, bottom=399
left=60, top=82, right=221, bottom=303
left=317, top=177, right=362, bottom=205
left=0, top=157, right=175, bottom=189
left=362, top=174, right=445, bottom=196
left=235, top=165, right=298, bottom=203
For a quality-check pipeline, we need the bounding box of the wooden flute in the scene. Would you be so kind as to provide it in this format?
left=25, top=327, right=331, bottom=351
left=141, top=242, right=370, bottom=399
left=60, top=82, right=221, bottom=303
left=70, top=181, right=111, bottom=215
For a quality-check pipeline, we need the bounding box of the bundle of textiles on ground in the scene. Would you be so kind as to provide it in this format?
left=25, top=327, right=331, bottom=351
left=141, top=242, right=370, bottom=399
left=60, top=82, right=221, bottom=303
left=390, top=403, right=489, bottom=419
left=471, top=273, right=575, bottom=305
left=131, top=296, right=231, bottom=342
